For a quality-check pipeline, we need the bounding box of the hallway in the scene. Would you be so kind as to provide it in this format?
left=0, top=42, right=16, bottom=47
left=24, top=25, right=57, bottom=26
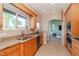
left=35, top=39, right=70, bottom=56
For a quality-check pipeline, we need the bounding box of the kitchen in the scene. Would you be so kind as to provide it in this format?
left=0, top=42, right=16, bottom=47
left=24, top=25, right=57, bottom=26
left=0, top=3, right=79, bottom=56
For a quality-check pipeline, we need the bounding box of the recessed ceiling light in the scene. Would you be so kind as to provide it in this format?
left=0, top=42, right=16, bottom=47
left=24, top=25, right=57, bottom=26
left=52, top=11, right=55, bottom=13
left=50, top=3, right=55, bottom=5
left=43, top=10, right=46, bottom=13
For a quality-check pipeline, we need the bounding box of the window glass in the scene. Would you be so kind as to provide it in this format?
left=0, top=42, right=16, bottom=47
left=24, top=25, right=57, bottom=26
left=17, top=15, right=26, bottom=28
left=3, top=8, right=28, bottom=31
left=3, top=9, right=17, bottom=30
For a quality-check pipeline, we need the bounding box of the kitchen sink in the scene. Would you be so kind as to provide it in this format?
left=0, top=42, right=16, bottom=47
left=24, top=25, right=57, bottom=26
left=18, top=34, right=33, bottom=40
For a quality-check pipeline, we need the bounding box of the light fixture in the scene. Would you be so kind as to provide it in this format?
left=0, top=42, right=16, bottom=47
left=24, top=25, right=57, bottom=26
left=52, top=11, right=55, bottom=14
left=43, top=9, right=46, bottom=13
left=50, top=3, right=55, bottom=5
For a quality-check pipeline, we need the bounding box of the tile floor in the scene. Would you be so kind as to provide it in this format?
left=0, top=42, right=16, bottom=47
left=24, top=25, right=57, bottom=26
left=35, top=39, right=70, bottom=56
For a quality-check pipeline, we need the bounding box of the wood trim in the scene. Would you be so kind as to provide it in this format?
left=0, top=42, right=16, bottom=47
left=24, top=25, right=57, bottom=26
left=0, top=3, right=3, bottom=31
left=10, top=3, right=37, bottom=16
left=64, top=4, right=72, bottom=16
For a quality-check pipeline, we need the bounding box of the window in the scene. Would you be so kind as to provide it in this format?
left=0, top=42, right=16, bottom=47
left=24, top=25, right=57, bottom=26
left=3, top=8, right=28, bottom=31
left=3, top=8, right=17, bottom=30
left=17, top=15, right=27, bottom=29
left=52, top=24, right=55, bottom=31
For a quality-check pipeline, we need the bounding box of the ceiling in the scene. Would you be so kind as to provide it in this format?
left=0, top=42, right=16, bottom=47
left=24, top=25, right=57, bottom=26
left=25, top=3, right=69, bottom=17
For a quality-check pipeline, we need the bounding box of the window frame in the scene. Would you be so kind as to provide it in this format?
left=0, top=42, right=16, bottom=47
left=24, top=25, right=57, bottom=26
left=3, top=8, right=28, bottom=31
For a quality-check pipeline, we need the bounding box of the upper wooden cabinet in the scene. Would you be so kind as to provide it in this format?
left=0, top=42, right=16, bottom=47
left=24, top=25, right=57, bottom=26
left=0, top=3, right=3, bottom=31
left=30, top=15, right=37, bottom=29
left=64, top=4, right=79, bottom=36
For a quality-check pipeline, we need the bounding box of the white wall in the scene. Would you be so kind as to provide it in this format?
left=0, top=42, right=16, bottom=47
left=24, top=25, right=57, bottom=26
left=41, top=14, right=62, bottom=42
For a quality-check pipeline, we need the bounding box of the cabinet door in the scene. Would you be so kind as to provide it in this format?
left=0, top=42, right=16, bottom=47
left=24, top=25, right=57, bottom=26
left=23, top=38, right=37, bottom=56
left=72, top=39, right=79, bottom=56
left=30, top=15, right=37, bottom=29
left=31, top=39, right=35, bottom=55
left=24, top=41, right=32, bottom=56
left=0, top=50, right=5, bottom=56
left=5, top=44, right=20, bottom=56
left=70, top=4, right=79, bottom=36
left=33, top=38, right=37, bottom=54
left=6, top=49, right=20, bottom=56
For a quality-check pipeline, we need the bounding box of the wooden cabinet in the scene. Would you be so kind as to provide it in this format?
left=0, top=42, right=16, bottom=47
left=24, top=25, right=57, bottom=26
left=0, top=37, right=37, bottom=56
left=64, top=4, right=79, bottom=36
left=70, top=4, right=79, bottom=36
left=22, top=37, right=37, bottom=56
left=71, top=39, right=79, bottom=56
left=64, top=4, right=79, bottom=55
left=0, top=50, right=5, bottom=56
left=0, top=44, right=21, bottom=56
left=30, top=15, right=37, bottom=29
left=23, top=40, right=32, bottom=56
left=31, top=37, right=37, bottom=55
left=6, top=49, right=20, bottom=56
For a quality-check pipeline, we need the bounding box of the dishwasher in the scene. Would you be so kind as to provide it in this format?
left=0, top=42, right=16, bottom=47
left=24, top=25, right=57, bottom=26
left=37, top=35, right=40, bottom=50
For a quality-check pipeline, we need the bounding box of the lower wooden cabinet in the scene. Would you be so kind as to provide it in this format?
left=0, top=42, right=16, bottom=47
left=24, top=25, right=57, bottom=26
left=0, top=44, right=21, bottom=56
left=0, top=37, right=37, bottom=56
left=6, top=49, right=20, bottom=56
left=0, top=50, right=5, bottom=56
left=31, top=38, right=37, bottom=55
left=71, top=39, right=79, bottom=56
left=23, top=40, right=32, bottom=56
left=21, top=37, right=37, bottom=56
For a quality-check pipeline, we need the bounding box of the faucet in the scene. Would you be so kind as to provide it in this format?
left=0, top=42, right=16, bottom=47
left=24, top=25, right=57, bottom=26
left=21, top=29, right=25, bottom=36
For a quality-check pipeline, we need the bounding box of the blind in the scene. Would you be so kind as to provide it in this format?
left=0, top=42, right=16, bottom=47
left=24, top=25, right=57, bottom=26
left=3, top=8, right=16, bottom=15
left=18, top=14, right=27, bottom=19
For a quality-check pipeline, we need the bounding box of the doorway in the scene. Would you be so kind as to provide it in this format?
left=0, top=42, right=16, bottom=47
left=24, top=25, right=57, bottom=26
left=48, top=19, right=62, bottom=40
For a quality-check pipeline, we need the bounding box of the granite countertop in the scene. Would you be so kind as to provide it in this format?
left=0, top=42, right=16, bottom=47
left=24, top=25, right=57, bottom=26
left=71, top=35, right=79, bottom=41
left=0, top=34, right=39, bottom=51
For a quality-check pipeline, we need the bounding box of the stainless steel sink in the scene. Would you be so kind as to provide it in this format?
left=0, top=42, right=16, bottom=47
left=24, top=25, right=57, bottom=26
left=18, top=34, right=33, bottom=40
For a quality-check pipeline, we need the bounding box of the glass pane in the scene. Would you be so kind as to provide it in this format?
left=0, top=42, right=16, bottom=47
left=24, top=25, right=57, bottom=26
left=3, top=11, right=16, bottom=30
left=17, top=16, right=26, bottom=28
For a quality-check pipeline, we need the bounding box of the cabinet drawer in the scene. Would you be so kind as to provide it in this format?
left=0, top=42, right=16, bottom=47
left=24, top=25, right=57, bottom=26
left=4, top=44, right=20, bottom=55
left=6, top=49, right=20, bottom=56
left=72, top=40, right=79, bottom=49
left=0, top=50, right=5, bottom=56
left=72, top=40, right=79, bottom=55
left=72, top=46, right=79, bottom=56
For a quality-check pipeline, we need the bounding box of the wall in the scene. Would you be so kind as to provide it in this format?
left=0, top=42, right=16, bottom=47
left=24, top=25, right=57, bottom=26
left=41, top=13, right=62, bottom=42
left=43, top=14, right=62, bottom=31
